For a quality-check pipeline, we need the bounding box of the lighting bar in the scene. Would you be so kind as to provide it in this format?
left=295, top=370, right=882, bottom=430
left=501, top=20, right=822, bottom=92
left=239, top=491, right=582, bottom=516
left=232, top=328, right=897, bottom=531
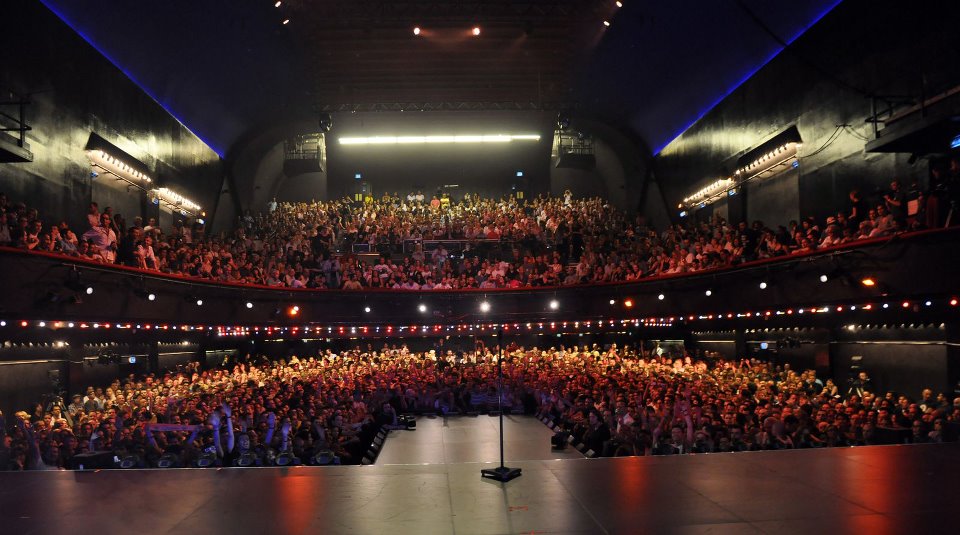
left=338, top=134, right=541, bottom=145
left=735, top=142, right=800, bottom=179
left=86, top=149, right=153, bottom=189
left=681, top=177, right=735, bottom=208
left=151, top=187, right=202, bottom=216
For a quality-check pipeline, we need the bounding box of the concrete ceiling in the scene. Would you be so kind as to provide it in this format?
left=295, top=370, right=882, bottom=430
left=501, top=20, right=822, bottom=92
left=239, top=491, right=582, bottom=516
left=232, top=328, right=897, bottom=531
left=39, top=0, right=840, bottom=158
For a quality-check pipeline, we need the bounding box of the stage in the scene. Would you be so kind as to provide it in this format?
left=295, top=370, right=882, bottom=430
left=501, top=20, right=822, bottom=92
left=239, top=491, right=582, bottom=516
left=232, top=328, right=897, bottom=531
left=376, top=413, right=584, bottom=464
left=1, top=417, right=959, bottom=534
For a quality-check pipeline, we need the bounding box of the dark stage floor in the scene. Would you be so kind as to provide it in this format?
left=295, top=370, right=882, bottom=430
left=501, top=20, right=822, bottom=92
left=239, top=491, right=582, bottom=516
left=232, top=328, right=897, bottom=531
left=2, top=417, right=959, bottom=534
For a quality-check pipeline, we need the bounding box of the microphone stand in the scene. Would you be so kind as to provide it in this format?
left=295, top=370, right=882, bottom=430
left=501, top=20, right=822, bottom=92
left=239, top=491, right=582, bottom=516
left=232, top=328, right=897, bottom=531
left=481, top=325, right=522, bottom=482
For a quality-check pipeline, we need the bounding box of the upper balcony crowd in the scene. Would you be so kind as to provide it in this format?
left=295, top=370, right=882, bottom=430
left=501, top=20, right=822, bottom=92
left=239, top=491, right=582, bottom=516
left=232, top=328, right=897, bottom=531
left=0, top=171, right=952, bottom=291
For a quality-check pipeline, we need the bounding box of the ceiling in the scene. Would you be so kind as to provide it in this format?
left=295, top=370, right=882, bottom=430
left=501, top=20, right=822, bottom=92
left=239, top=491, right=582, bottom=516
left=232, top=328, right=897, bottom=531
left=39, top=0, right=840, bottom=158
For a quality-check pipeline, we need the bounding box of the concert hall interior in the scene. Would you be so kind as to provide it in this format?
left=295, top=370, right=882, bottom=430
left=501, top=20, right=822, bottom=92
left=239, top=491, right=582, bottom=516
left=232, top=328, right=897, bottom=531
left=2, top=0, right=960, bottom=533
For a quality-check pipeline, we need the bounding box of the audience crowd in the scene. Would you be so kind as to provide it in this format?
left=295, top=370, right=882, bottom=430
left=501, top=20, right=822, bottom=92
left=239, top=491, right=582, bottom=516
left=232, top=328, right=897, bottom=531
left=2, top=343, right=956, bottom=470
left=0, top=178, right=941, bottom=291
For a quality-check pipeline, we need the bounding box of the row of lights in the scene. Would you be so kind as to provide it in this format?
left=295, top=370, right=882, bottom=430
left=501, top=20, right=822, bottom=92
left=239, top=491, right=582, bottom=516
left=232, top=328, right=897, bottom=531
left=87, top=150, right=153, bottom=185
left=735, top=142, right=800, bottom=176
left=682, top=297, right=957, bottom=324
left=5, top=296, right=955, bottom=336
left=681, top=177, right=735, bottom=206
left=678, top=142, right=800, bottom=213
left=216, top=318, right=665, bottom=337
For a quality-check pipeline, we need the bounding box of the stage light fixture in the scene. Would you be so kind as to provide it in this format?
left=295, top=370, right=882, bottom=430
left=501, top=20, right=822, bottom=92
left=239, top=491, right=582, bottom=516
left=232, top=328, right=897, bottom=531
left=603, top=20, right=610, bottom=27
left=759, top=281, right=767, bottom=290
left=616, top=1, right=623, bottom=6
left=413, top=26, right=421, bottom=36
left=925, top=300, right=932, bottom=306
left=0, top=321, right=6, bottom=327
left=658, top=293, right=665, bottom=301
left=951, top=298, right=958, bottom=306
left=246, top=302, right=254, bottom=309
left=282, top=19, right=290, bottom=25
left=418, top=304, right=427, bottom=313
left=609, top=299, right=616, bottom=305
left=275, top=1, right=281, bottom=6
left=472, top=26, right=481, bottom=36
left=861, top=278, right=876, bottom=287
left=480, top=301, right=491, bottom=313
left=549, top=300, right=559, bottom=310
left=820, top=274, right=829, bottom=283
left=705, top=289, right=712, bottom=297
left=147, top=293, right=155, bottom=301
left=196, top=299, right=203, bottom=306
left=85, top=286, right=94, bottom=295
left=624, top=299, right=634, bottom=308
left=364, top=306, right=371, bottom=313
left=287, top=305, right=300, bottom=317
left=339, top=134, right=540, bottom=145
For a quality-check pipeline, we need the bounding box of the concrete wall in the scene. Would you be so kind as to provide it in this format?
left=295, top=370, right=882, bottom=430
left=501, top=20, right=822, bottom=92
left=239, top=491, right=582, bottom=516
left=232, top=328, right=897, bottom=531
left=655, top=0, right=959, bottom=225
left=0, top=0, right=221, bottom=233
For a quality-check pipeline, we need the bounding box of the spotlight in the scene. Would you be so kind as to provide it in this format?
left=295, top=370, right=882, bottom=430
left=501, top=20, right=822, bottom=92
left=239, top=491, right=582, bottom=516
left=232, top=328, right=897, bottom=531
left=480, top=301, right=491, bottom=313
left=287, top=305, right=300, bottom=317
left=609, top=299, right=616, bottom=305
left=902, top=301, right=910, bottom=308
left=820, top=274, right=829, bottom=283
left=705, top=289, right=712, bottom=297
left=86, top=286, right=94, bottom=295
left=624, top=299, right=634, bottom=308
left=616, top=1, right=623, bottom=6
left=658, top=293, right=665, bottom=301
left=275, top=1, right=281, bottom=6
left=147, top=293, right=155, bottom=301
left=759, top=282, right=767, bottom=290
left=196, top=299, right=203, bottom=306
left=246, top=302, right=254, bottom=309
left=472, top=26, right=480, bottom=36
left=925, top=301, right=932, bottom=307
left=282, top=19, right=290, bottom=25
left=549, top=300, right=559, bottom=310
left=364, top=306, right=371, bottom=313
left=951, top=298, right=958, bottom=306
left=0, top=321, right=5, bottom=327
left=413, top=26, right=421, bottom=36
left=603, top=20, right=610, bottom=27
left=861, top=278, right=876, bottom=287
left=128, top=356, right=137, bottom=364
left=418, top=304, right=427, bottom=313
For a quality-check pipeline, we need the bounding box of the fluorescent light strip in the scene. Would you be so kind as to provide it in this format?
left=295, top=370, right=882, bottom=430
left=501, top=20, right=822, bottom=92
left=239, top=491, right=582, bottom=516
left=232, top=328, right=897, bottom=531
left=339, top=134, right=541, bottom=145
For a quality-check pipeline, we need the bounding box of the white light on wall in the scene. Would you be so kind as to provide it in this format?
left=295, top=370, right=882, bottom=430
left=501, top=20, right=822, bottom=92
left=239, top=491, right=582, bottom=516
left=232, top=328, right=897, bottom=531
left=736, top=142, right=801, bottom=177
left=682, top=177, right=735, bottom=207
left=86, top=149, right=153, bottom=188
left=338, top=134, right=541, bottom=145
left=153, top=187, right=201, bottom=216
